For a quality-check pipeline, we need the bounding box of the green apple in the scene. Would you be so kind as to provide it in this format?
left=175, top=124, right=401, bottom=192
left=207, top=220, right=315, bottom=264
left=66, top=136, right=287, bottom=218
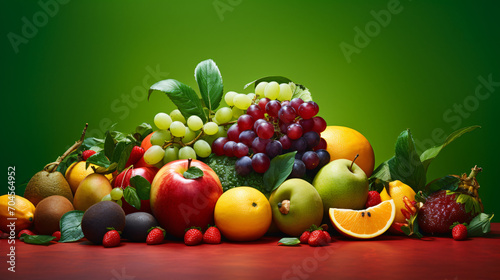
left=269, top=179, right=323, bottom=236
left=313, top=159, right=369, bottom=212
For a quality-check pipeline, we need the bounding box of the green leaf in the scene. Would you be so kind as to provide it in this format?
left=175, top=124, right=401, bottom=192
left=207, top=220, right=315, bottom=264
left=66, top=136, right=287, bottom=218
left=183, top=166, right=204, bottom=179
left=59, top=210, right=85, bottom=243
left=195, top=59, right=223, bottom=113
left=135, top=122, right=153, bottom=140
left=57, top=153, right=80, bottom=175
left=389, top=129, right=426, bottom=191
left=112, top=141, right=126, bottom=163
left=92, top=162, right=118, bottom=175
left=21, top=234, right=56, bottom=245
left=277, top=237, right=301, bottom=246
left=130, top=175, right=151, bottom=200
left=80, top=137, right=105, bottom=151
left=290, top=83, right=312, bottom=102
left=116, top=143, right=134, bottom=172
left=425, top=175, right=460, bottom=194
left=244, top=76, right=293, bottom=89
left=451, top=191, right=482, bottom=215
left=124, top=186, right=141, bottom=210
left=86, top=151, right=111, bottom=169
left=368, top=177, right=389, bottom=193
left=149, top=79, right=207, bottom=122
left=420, top=126, right=480, bottom=171
left=467, top=213, right=494, bottom=237
left=263, top=152, right=297, bottom=193
left=104, top=131, right=115, bottom=160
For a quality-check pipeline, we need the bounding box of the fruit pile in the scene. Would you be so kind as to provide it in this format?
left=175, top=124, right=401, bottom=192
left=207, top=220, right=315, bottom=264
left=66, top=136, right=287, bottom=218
left=0, top=59, right=493, bottom=248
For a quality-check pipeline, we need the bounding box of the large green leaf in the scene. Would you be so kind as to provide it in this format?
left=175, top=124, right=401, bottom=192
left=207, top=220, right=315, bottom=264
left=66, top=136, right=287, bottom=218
left=420, top=126, right=480, bottom=171
left=195, top=59, right=223, bottom=113
left=149, top=79, right=207, bottom=122
left=390, top=129, right=426, bottom=190
left=263, top=151, right=296, bottom=193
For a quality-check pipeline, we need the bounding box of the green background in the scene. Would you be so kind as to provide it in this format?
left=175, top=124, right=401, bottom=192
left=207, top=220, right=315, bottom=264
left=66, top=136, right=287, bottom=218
left=1, top=0, right=499, bottom=221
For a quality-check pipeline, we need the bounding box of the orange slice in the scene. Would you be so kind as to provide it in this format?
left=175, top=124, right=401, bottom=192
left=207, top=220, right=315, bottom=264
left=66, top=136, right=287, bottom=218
left=329, top=199, right=396, bottom=239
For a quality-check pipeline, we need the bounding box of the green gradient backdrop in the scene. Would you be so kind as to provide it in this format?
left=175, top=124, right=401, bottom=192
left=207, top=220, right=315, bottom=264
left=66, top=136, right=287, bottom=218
left=2, top=0, right=499, bottom=221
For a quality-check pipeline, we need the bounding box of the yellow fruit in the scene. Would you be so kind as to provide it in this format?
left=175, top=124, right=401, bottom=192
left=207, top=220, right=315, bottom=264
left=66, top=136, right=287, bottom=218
left=380, top=180, right=416, bottom=224
left=321, top=126, right=375, bottom=177
left=0, top=195, right=36, bottom=233
left=73, top=173, right=113, bottom=212
left=214, top=187, right=272, bottom=241
left=65, top=161, right=112, bottom=194
left=329, top=199, right=396, bottom=239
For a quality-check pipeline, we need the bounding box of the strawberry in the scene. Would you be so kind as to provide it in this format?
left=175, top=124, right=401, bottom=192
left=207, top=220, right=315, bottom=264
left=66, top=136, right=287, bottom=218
left=365, top=191, right=382, bottom=208
left=322, top=231, right=332, bottom=243
left=308, top=230, right=327, bottom=247
left=103, top=229, right=121, bottom=248
left=82, top=150, right=97, bottom=161
left=146, top=227, right=165, bottom=245
left=203, top=226, right=221, bottom=244
left=52, top=231, right=61, bottom=242
left=184, top=227, right=203, bottom=246
left=299, top=231, right=311, bottom=244
left=452, top=224, right=468, bottom=241
left=125, top=146, right=145, bottom=168
left=18, top=229, right=35, bottom=239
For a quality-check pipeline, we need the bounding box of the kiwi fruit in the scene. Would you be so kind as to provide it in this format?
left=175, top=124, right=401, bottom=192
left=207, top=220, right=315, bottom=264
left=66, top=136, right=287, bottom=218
left=81, top=201, right=125, bottom=244
left=34, top=195, right=74, bottom=235
left=122, top=212, right=159, bottom=242
left=24, top=171, right=73, bottom=206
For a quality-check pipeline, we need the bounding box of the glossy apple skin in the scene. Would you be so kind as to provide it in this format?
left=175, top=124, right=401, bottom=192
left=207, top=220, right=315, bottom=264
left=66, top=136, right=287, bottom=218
left=151, top=159, right=223, bottom=239
left=114, top=166, right=158, bottom=214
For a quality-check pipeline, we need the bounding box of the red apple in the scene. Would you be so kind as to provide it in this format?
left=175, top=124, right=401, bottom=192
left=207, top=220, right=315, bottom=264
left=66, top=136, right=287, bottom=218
left=114, top=166, right=158, bottom=214
left=150, top=159, right=223, bottom=239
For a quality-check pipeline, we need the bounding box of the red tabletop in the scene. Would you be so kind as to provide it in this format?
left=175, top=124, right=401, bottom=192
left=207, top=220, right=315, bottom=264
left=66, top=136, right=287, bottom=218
left=2, top=223, right=500, bottom=280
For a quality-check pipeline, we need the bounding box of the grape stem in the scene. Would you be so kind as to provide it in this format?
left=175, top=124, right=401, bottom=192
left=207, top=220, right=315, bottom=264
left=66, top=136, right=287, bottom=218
left=43, top=123, right=89, bottom=173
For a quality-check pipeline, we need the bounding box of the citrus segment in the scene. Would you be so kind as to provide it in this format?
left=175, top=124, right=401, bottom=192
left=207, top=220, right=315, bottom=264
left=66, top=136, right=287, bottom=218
left=329, top=199, right=395, bottom=239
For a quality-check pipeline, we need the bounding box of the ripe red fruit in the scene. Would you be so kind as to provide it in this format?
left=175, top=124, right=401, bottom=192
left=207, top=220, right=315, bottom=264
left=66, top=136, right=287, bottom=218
left=146, top=227, right=165, bottom=245
left=82, top=150, right=96, bottom=161
left=52, top=231, right=61, bottom=242
left=418, top=190, right=477, bottom=234
left=102, top=230, right=121, bottom=248
left=18, top=229, right=35, bottom=239
left=184, top=228, right=203, bottom=246
left=365, top=191, right=382, bottom=208
left=125, top=146, right=145, bottom=168
left=299, top=231, right=311, bottom=244
left=308, top=230, right=327, bottom=247
left=452, top=224, right=468, bottom=241
left=203, top=226, right=221, bottom=244
left=322, top=231, right=332, bottom=243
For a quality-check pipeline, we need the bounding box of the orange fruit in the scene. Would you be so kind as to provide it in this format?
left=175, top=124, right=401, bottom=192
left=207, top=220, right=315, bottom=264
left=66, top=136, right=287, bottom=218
left=214, top=187, right=272, bottom=241
left=380, top=180, right=416, bottom=224
left=141, top=132, right=154, bottom=152
left=321, top=126, right=375, bottom=177
left=65, top=161, right=112, bottom=194
left=329, top=199, right=395, bottom=239
left=0, top=195, right=36, bottom=233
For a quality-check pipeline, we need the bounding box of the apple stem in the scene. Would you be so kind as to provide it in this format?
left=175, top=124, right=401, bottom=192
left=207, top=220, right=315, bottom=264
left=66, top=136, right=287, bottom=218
left=349, top=154, right=359, bottom=172
left=187, top=158, right=192, bottom=169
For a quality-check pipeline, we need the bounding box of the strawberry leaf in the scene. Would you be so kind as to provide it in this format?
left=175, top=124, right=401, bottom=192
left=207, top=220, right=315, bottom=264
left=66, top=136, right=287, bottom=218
left=278, top=237, right=301, bottom=246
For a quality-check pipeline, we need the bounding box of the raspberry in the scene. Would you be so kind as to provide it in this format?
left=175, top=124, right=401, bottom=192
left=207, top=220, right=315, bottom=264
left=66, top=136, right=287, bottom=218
left=365, top=191, right=382, bottom=208
left=417, top=190, right=475, bottom=234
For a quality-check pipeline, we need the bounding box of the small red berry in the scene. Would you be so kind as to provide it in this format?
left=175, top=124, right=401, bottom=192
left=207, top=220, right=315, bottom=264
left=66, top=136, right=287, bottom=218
left=146, top=227, right=165, bottom=245
left=203, top=226, right=221, bottom=244
left=125, top=146, right=145, bottom=168
left=18, top=229, right=35, bottom=239
left=365, top=191, right=382, bottom=208
left=308, top=230, right=328, bottom=247
left=184, top=228, right=203, bottom=246
left=82, top=150, right=97, bottom=161
left=103, top=230, right=121, bottom=248
left=299, top=231, right=311, bottom=244
left=452, top=224, right=468, bottom=241
left=322, top=231, right=332, bottom=243
left=52, top=231, right=61, bottom=242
